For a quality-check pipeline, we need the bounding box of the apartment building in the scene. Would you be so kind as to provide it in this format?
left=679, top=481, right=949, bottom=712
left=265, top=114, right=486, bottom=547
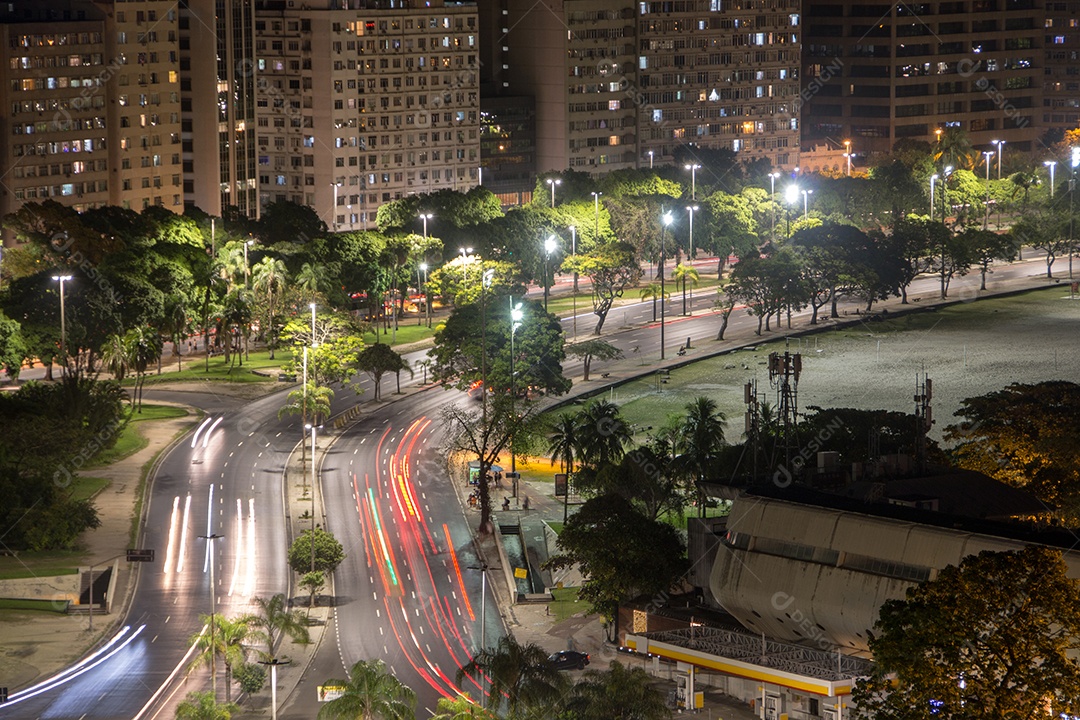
left=0, top=0, right=183, bottom=222
left=1043, top=0, right=1080, bottom=133
left=802, top=0, right=1042, bottom=155
left=255, top=0, right=481, bottom=232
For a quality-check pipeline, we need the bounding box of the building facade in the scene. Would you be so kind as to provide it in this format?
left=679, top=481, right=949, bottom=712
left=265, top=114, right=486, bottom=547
left=254, top=0, right=481, bottom=232
left=1043, top=0, right=1080, bottom=133
left=1, top=0, right=183, bottom=220
left=802, top=0, right=1043, bottom=155
left=501, top=0, right=801, bottom=175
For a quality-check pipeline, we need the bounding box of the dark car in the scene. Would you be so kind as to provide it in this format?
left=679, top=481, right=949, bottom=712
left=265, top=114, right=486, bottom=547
left=548, top=650, right=590, bottom=671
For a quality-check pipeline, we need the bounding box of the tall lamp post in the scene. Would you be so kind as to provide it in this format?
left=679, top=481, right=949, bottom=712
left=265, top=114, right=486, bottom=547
left=330, top=182, right=341, bottom=232
left=844, top=139, right=852, bottom=176
left=546, top=177, right=561, bottom=208
left=801, top=189, right=814, bottom=219
left=420, top=212, right=433, bottom=240
left=418, top=262, right=430, bottom=327
left=306, top=423, right=320, bottom=577
left=930, top=174, right=939, bottom=221
left=685, top=163, right=701, bottom=200
left=992, top=139, right=1004, bottom=179
left=648, top=150, right=654, bottom=169
left=243, top=239, right=254, bottom=289
left=198, top=533, right=224, bottom=700
left=659, top=211, right=673, bottom=360
left=784, top=185, right=799, bottom=236
left=1071, top=148, right=1080, bottom=279
left=1045, top=160, right=1057, bottom=199
left=983, top=151, right=995, bottom=230
left=509, top=300, right=523, bottom=477
left=569, top=225, right=578, bottom=339
left=459, top=247, right=473, bottom=288
left=591, top=191, right=603, bottom=244
left=543, top=235, right=557, bottom=311
left=686, top=205, right=698, bottom=315
left=768, top=172, right=780, bottom=241
left=258, top=658, right=290, bottom=720
left=51, top=275, right=72, bottom=376
left=942, top=165, right=954, bottom=228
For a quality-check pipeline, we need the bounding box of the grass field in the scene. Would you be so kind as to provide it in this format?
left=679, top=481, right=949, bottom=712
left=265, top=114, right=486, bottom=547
left=0, top=553, right=82, bottom=581
left=363, top=321, right=437, bottom=347
left=139, top=350, right=284, bottom=384
left=0, top=598, right=70, bottom=613
left=602, top=286, right=1080, bottom=444
left=68, top=476, right=111, bottom=502
left=548, top=586, right=590, bottom=621
left=87, top=404, right=190, bottom=468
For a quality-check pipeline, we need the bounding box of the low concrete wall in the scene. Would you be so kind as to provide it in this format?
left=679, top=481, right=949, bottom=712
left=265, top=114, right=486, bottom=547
left=0, top=574, right=80, bottom=604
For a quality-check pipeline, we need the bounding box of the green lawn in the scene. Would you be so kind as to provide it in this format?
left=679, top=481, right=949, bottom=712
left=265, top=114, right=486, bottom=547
left=138, top=350, right=285, bottom=384
left=547, top=521, right=564, bottom=535
left=0, top=552, right=82, bottom=581
left=0, top=598, right=71, bottom=613
left=363, top=321, right=437, bottom=348
left=69, top=476, right=111, bottom=502
left=87, top=404, right=190, bottom=468
left=548, top=586, right=590, bottom=621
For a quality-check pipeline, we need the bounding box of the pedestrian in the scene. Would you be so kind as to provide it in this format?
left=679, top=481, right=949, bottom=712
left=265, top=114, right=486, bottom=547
left=502, top=497, right=511, bottom=511
left=522, top=495, right=530, bottom=510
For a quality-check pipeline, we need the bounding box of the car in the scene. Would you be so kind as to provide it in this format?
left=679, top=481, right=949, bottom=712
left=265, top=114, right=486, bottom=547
left=548, top=650, right=590, bottom=671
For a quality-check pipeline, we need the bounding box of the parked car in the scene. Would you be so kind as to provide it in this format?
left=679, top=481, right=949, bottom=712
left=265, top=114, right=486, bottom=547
left=548, top=650, right=590, bottom=671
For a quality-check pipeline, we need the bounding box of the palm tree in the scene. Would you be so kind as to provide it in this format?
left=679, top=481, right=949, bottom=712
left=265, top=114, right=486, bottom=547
left=174, top=691, right=239, bottom=720
left=246, top=593, right=310, bottom=660
left=252, top=257, right=288, bottom=359
left=159, top=293, right=189, bottom=372
left=317, top=659, right=416, bottom=720
left=217, top=243, right=247, bottom=292
left=547, top=413, right=582, bottom=522
left=639, top=282, right=668, bottom=322
left=126, top=326, right=162, bottom=412
left=576, top=399, right=632, bottom=470
left=100, top=332, right=129, bottom=382
left=672, top=263, right=700, bottom=316
left=187, top=615, right=253, bottom=704
left=677, top=396, right=727, bottom=517
left=933, top=127, right=975, bottom=171
left=566, top=661, right=671, bottom=720
left=456, top=635, right=568, bottom=718
left=1009, top=169, right=1041, bottom=213
left=296, top=261, right=329, bottom=302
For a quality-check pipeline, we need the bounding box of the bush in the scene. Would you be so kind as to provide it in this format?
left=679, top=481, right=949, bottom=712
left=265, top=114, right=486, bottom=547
left=232, top=663, right=267, bottom=695
left=287, top=527, right=344, bottom=575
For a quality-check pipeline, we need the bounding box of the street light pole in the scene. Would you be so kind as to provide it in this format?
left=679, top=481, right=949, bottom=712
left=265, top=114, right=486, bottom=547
left=546, top=177, right=561, bottom=208
left=419, top=262, right=430, bottom=327
left=258, top=658, right=290, bottom=720
left=459, top=247, right=473, bottom=290
left=509, top=301, right=523, bottom=476
left=685, top=163, right=701, bottom=200
left=51, top=275, right=72, bottom=376
left=844, top=139, right=852, bottom=176
left=569, top=225, right=577, bottom=340
left=543, top=235, right=557, bottom=311
left=659, top=212, right=673, bottom=360
left=306, top=423, right=319, bottom=577
left=331, top=182, right=341, bottom=232
left=648, top=150, right=654, bottom=169
left=930, top=174, right=938, bottom=221
left=992, top=139, right=1004, bottom=179
left=983, top=151, right=995, bottom=230
left=768, top=172, right=779, bottom=241
left=1045, top=160, right=1057, bottom=199
left=802, top=189, right=813, bottom=219
left=686, top=205, right=698, bottom=315
left=198, top=533, right=224, bottom=701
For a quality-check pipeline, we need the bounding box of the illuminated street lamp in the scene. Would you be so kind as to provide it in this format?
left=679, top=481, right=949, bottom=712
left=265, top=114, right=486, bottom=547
left=420, top=212, right=433, bottom=239
left=51, top=275, right=72, bottom=376
left=992, top=139, right=1005, bottom=179
left=543, top=235, right=558, bottom=311
left=546, top=177, right=561, bottom=208
left=784, top=184, right=799, bottom=235
left=844, top=139, right=852, bottom=176
left=930, top=174, right=939, bottom=221
left=686, top=205, right=699, bottom=315
left=983, top=150, right=995, bottom=230
left=801, top=189, right=814, bottom=219
left=768, top=172, right=780, bottom=240
left=459, top=247, right=473, bottom=286
left=648, top=150, right=654, bottom=169
left=685, top=163, right=701, bottom=200
left=198, top=532, right=225, bottom=700
left=1045, top=160, right=1057, bottom=199
left=659, top=211, right=673, bottom=360
left=509, top=300, right=524, bottom=477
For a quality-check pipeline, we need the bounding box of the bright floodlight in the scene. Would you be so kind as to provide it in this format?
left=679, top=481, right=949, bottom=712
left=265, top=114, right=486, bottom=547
left=1072, top=148, right=1080, bottom=168
left=661, top=212, right=673, bottom=226
left=784, top=185, right=800, bottom=204
left=420, top=262, right=428, bottom=271
left=544, top=235, right=558, bottom=254
left=510, top=302, right=524, bottom=323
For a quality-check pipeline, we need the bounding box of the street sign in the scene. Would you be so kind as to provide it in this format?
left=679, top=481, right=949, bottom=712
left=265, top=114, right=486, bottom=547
left=514, top=567, right=528, bottom=579
left=126, top=548, right=155, bottom=562
left=318, top=685, right=346, bottom=702
left=554, top=473, right=567, bottom=497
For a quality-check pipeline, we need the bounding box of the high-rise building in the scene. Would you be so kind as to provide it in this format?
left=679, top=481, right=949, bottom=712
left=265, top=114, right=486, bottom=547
left=1042, top=0, right=1080, bottom=134
left=1, top=0, right=183, bottom=219
left=181, top=0, right=259, bottom=219
left=801, top=0, right=1042, bottom=154
left=255, top=0, right=481, bottom=232
left=498, top=0, right=800, bottom=175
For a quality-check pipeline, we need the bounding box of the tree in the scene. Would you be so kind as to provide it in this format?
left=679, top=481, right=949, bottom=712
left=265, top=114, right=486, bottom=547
left=588, top=444, right=681, bottom=522
left=565, top=339, right=622, bottom=382
left=125, top=325, right=163, bottom=411
left=925, top=227, right=976, bottom=300
left=300, top=570, right=325, bottom=610
left=566, top=661, right=672, bottom=720
left=1011, top=208, right=1070, bottom=279
left=158, top=292, right=190, bottom=371
left=933, top=126, right=975, bottom=170
left=246, top=593, right=311, bottom=660
left=638, top=282, right=668, bottom=323
left=960, top=228, right=1018, bottom=291
left=714, top=286, right=737, bottom=340
left=288, top=528, right=345, bottom=576
left=187, top=614, right=253, bottom=703
left=252, top=257, right=289, bottom=359
left=672, top=263, right=700, bottom=315
left=0, top=312, right=27, bottom=380
left=561, top=242, right=642, bottom=334
left=356, top=343, right=407, bottom=401
left=545, top=494, right=688, bottom=626
left=231, top=662, right=267, bottom=695
left=279, top=382, right=335, bottom=427
left=456, top=635, right=569, bottom=718
left=174, top=691, right=239, bottom=720
left=258, top=200, right=328, bottom=245
left=675, top=396, right=727, bottom=516
left=853, top=547, right=1080, bottom=720
left=886, top=218, right=943, bottom=304
left=318, top=659, right=417, bottom=720
left=945, top=381, right=1080, bottom=520
left=575, top=399, right=632, bottom=470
